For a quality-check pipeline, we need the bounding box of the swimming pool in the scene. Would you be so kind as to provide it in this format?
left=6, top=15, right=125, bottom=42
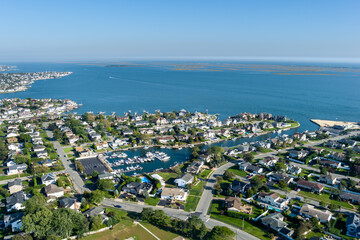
left=140, top=176, right=151, bottom=183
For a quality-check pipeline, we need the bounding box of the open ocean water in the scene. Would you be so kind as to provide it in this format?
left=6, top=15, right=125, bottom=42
left=1, top=61, right=359, bottom=173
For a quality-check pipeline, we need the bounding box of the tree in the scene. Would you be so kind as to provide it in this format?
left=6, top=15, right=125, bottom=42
left=278, top=180, right=287, bottom=189
left=207, top=226, right=235, bottom=240
left=320, top=166, right=327, bottom=175
left=224, top=170, right=236, bottom=181
left=24, top=194, right=48, bottom=214
left=22, top=206, right=53, bottom=239
left=92, top=170, right=99, bottom=179
left=0, top=141, right=9, bottom=161
left=19, top=133, right=31, bottom=143
left=90, top=215, right=103, bottom=231
left=75, top=161, right=84, bottom=173
left=274, top=162, right=287, bottom=172
left=295, top=222, right=310, bottom=240
left=90, top=190, right=105, bottom=204
left=98, top=179, right=115, bottom=191
left=52, top=208, right=75, bottom=238
left=345, top=148, right=356, bottom=161
left=14, top=154, right=30, bottom=164
left=328, top=203, right=339, bottom=211
left=208, top=146, right=225, bottom=165
left=243, top=153, right=254, bottom=163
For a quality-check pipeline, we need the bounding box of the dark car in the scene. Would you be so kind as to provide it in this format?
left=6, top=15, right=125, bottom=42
left=114, top=205, right=122, bottom=208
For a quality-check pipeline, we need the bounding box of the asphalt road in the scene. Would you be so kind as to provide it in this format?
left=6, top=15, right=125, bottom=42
left=46, top=130, right=89, bottom=193
left=102, top=198, right=260, bottom=240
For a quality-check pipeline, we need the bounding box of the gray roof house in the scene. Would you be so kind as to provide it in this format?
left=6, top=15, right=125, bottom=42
left=174, top=173, right=194, bottom=188
left=261, top=213, right=293, bottom=236
left=6, top=191, right=27, bottom=212
left=346, top=213, right=360, bottom=238
left=4, top=212, right=24, bottom=232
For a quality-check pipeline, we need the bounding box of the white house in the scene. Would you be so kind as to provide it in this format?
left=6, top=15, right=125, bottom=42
left=161, top=187, right=189, bottom=201
left=44, top=184, right=64, bottom=200
left=258, top=192, right=289, bottom=209
left=41, top=173, right=57, bottom=186
left=174, top=173, right=194, bottom=188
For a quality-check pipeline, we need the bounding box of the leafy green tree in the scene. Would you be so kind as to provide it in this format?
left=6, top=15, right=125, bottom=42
left=22, top=206, right=53, bottom=239
left=90, top=215, right=103, bottom=231
left=19, top=133, right=31, bottom=142
left=243, top=152, right=254, bottom=162
left=98, top=179, right=115, bottom=191
left=224, top=170, right=236, bottom=181
left=278, top=180, right=287, bottom=189
left=90, top=189, right=105, bottom=204
left=24, top=194, right=48, bottom=214
left=274, top=162, right=287, bottom=172
left=14, top=154, right=30, bottom=164
left=207, top=226, right=235, bottom=240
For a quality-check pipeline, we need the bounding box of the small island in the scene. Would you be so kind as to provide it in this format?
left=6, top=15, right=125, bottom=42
left=0, top=71, right=72, bottom=93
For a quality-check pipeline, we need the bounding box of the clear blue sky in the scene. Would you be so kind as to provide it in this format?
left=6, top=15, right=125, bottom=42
left=1, top=0, right=359, bottom=62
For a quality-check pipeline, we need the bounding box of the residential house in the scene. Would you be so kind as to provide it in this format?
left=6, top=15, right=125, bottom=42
left=4, top=212, right=24, bottom=232
left=340, top=191, right=360, bottom=204
left=319, top=174, right=337, bottom=185
left=238, top=162, right=263, bottom=173
left=258, top=192, right=289, bottom=209
left=33, top=144, right=46, bottom=152
left=95, top=141, right=109, bottom=150
left=161, top=187, right=189, bottom=201
left=174, top=173, right=194, bottom=188
left=83, top=207, right=109, bottom=223
left=231, top=180, right=250, bottom=194
left=289, top=150, right=308, bottom=159
left=89, top=133, right=102, bottom=141
left=36, top=150, right=48, bottom=159
left=98, top=171, right=113, bottom=180
left=6, top=191, right=27, bottom=212
left=288, top=165, right=302, bottom=175
left=6, top=137, right=18, bottom=144
left=186, top=161, right=204, bottom=174
left=156, top=135, right=175, bottom=144
left=331, top=152, right=346, bottom=162
left=225, top=196, right=253, bottom=214
left=320, top=159, right=341, bottom=168
left=41, top=173, right=57, bottom=186
left=199, top=154, right=212, bottom=162
left=346, top=213, right=360, bottom=238
left=259, top=156, right=278, bottom=167
left=8, top=179, right=23, bottom=194
left=59, top=197, right=81, bottom=211
left=300, top=204, right=333, bottom=222
left=261, top=213, right=293, bottom=237
left=296, top=179, right=324, bottom=193
left=44, top=184, right=64, bottom=200
left=122, top=182, right=153, bottom=196
left=74, top=146, right=93, bottom=158
left=7, top=164, right=27, bottom=175
left=270, top=173, right=293, bottom=184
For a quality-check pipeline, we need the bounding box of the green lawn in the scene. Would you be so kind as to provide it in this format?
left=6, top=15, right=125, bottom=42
left=144, top=197, right=160, bottom=206
left=157, top=171, right=179, bottom=188
left=190, top=180, right=204, bottom=196
left=227, top=165, right=247, bottom=177
left=141, top=222, right=179, bottom=240
left=0, top=173, right=30, bottom=181
left=199, top=169, right=212, bottom=178
left=63, top=147, right=74, bottom=153
left=184, top=196, right=200, bottom=212
left=298, top=191, right=354, bottom=210
left=210, top=201, right=270, bottom=240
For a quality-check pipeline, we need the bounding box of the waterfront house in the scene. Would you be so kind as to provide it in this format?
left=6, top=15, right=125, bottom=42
left=258, top=192, right=289, bottom=209
left=8, top=179, right=23, bottom=194
left=134, top=120, right=149, bottom=127
left=41, top=173, right=57, bottom=186
left=98, top=171, right=113, bottom=180
left=186, top=161, right=203, bottom=174
left=4, top=212, right=24, bottom=232
left=6, top=191, right=27, bottom=212
left=44, top=184, right=64, bottom=200
left=174, top=173, right=194, bottom=188
left=74, top=146, right=93, bottom=157
left=199, top=153, right=212, bottom=162
left=225, top=196, right=252, bottom=214
left=296, top=179, right=324, bottom=193
left=300, top=204, right=332, bottom=222
left=156, top=135, right=175, bottom=144
left=261, top=213, right=293, bottom=237
left=123, top=182, right=153, bottom=197
left=161, top=187, right=188, bottom=201
left=319, top=174, right=337, bottom=185
left=346, top=213, right=360, bottom=238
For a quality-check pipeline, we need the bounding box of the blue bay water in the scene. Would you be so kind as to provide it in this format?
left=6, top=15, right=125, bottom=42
left=1, top=61, right=359, bottom=174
